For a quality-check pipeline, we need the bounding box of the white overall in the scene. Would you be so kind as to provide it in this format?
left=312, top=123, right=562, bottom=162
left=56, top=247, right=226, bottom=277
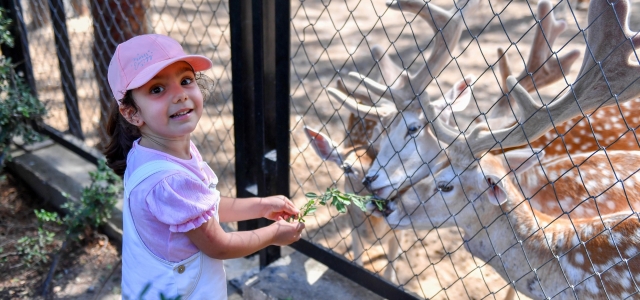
left=121, top=160, right=227, bottom=300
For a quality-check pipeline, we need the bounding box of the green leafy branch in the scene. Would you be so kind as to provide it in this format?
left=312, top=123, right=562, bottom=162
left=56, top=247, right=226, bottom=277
left=0, top=7, right=46, bottom=168
left=289, top=188, right=387, bottom=222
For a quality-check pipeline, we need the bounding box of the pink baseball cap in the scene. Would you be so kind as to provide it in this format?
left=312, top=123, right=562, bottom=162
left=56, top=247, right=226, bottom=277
left=108, top=34, right=213, bottom=102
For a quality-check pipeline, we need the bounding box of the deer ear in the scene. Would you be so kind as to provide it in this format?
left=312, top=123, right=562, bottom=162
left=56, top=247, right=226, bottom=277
left=304, top=127, right=343, bottom=165
left=485, top=175, right=508, bottom=206
left=444, top=75, right=475, bottom=113
left=502, top=148, right=545, bottom=174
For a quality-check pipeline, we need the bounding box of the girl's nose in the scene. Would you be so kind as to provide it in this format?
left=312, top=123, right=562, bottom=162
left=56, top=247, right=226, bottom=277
left=172, top=86, right=188, bottom=103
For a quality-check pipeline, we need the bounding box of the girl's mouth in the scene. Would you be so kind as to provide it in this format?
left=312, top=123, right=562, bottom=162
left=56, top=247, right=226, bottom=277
left=170, top=109, right=193, bottom=118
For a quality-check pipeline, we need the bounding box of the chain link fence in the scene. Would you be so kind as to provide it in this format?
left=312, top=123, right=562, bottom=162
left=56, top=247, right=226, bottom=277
left=13, top=0, right=640, bottom=298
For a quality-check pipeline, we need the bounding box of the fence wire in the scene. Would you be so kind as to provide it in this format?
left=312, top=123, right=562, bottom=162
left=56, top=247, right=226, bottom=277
left=19, top=0, right=640, bottom=299
left=291, top=0, right=640, bottom=299
left=21, top=0, right=235, bottom=198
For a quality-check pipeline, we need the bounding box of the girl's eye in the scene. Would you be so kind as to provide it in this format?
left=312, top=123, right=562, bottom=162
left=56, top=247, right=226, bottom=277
left=182, top=77, right=194, bottom=85
left=435, top=182, right=453, bottom=192
left=150, top=86, right=164, bottom=94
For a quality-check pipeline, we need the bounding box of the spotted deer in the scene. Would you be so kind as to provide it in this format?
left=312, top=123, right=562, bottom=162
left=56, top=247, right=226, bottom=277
left=385, top=145, right=640, bottom=299
left=493, top=1, right=640, bottom=158
left=380, top=1, right=640, bottom=297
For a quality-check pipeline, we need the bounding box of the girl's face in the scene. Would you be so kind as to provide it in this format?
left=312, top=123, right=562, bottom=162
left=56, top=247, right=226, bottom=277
left=127, top=61, right=203, bottom=139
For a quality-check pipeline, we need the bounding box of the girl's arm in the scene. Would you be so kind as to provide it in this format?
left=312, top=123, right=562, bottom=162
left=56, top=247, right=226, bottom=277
left=185, top=217, right=304, bottom=259
left=218, top=195, right=298, bottom=223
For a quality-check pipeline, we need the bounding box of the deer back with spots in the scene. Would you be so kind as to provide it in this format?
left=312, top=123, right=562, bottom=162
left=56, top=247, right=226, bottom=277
left=386, top=144, right=640, bottom=299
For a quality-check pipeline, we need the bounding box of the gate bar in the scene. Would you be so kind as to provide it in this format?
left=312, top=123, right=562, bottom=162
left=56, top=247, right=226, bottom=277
left=48, top=0, right=83, bottom=140
left=230, top=0, right=283, bottom=267
left=291, top=239, right=421, bottom=300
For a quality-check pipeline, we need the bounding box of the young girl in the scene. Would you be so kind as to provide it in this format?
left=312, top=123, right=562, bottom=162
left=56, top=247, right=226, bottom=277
left=103, top=34, right=305, bottom=299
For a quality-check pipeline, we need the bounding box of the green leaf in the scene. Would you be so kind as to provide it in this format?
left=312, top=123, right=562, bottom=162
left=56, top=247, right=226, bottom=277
left=373, top=199, right=386, bottom=212
left=351, top=198, right=367, bottom=212
left=335, top=202, right=347, bottom=213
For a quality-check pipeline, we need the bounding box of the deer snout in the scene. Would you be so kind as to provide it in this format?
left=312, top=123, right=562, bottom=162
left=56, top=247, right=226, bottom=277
left=363, top=174, right=379, bottom=189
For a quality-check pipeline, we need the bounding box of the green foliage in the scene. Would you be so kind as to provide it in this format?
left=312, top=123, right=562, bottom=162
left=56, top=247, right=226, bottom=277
left=291, top=188, right=386, bottom=222
left=0, top=7, right=46, bottom=167
left=61, top=159, right=122, bottom=238
left=15, top=209, right=60, bottom=266
left=34, top=209, right=61, bottom=224
left=0, top=8, right=13, bottom=47
left=15, top=228, right=55, bottom=266
left=13, top=159, right=121, bottom=266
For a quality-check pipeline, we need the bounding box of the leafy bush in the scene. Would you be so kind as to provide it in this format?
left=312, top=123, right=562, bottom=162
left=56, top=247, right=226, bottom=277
left=0, top=7, right=46, bottom=167
left=62, top=159, right=122, bottom=238
left=12, top=159, right=121, bottom=267
left=15, top=209, right=61, bottom=266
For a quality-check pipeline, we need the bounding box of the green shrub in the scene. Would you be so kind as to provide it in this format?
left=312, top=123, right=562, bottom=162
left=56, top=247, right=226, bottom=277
left=15, top=209, right=61, bottom=266
left=62, top=159, right=122, bottom=238
left=0, top=7, right=47, bottom=167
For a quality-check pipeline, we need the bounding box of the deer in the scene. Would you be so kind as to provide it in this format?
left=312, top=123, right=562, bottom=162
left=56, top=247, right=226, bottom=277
left=380, top=0, right=640, bottom=297
left=385, top=145, right=640, bottom=299
left=336, top=0, right=581, bottom=201
left=303, top=0, right=483, bottom=283
left=304, top=78, right=401, bottom=282
left=349, top=0, right=640, bottom=206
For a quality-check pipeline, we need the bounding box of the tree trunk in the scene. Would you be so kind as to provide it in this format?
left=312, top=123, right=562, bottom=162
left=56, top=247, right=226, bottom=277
left=90, top=0, right=149, bottom=150
left=71, top=0, right=88, bottom=17
left=29, top=0, right=49, bottom=29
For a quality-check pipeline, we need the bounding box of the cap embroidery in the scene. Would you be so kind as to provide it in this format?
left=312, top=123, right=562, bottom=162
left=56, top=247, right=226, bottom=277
left=133, top=50, right=154, bottom=70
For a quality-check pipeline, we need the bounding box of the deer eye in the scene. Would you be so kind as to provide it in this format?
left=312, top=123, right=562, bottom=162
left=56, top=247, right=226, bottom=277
left=341, top=162, right=354, bottom=174
left=406, top=124, right=422, bottom=137
left=435, top=182, right=453, bottom=192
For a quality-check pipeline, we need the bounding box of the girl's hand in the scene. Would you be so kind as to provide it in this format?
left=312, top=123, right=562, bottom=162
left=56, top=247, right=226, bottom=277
left=262, top=195, right=299, bottom=221
left=270, top=219, right=305, bottom=246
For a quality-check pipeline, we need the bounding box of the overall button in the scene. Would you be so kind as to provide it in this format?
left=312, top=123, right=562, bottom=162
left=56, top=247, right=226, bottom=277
left=177, top=265, right=186, bottom=274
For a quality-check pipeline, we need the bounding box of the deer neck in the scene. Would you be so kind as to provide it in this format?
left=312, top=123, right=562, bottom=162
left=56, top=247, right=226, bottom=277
left=461, top=193, right=574, bottom=299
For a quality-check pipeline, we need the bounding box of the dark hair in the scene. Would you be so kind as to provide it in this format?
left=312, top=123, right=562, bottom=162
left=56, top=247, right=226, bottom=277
left=103, top=90, right=141, bottom=177
left=103, top=73, right=214, bottom=177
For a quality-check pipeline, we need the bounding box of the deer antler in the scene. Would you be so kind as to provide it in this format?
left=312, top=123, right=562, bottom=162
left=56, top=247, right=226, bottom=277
left=496, top=0, right=581, bottom=94
left=348, top=0, right=480, bottom=104
left=430, top=0, right=640, bottom=155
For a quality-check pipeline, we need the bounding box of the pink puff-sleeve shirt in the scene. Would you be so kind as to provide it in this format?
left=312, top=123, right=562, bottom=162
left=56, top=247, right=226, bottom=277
left=124, top=139, right=220, bottom=262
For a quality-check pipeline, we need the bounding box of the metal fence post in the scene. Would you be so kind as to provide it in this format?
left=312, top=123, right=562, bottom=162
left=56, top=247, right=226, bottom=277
left=48, top=0, right=83, bottom=140
left=231, top=0, right=288, bottom=268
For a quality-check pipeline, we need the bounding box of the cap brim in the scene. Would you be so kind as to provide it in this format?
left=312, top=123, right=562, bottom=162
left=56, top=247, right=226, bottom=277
left=126, top=55, right=213, bottom=91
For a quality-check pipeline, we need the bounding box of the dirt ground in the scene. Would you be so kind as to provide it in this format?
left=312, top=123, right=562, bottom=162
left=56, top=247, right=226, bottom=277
left=0, top=171, right=121, bottom=300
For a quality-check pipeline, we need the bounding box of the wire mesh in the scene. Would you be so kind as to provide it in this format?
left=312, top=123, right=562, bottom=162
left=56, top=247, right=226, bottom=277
left=292, top=0, right=640, bottom=299
left=21, top=0, right=235, bottom=198
left=18, top=0, right=640, bottom=298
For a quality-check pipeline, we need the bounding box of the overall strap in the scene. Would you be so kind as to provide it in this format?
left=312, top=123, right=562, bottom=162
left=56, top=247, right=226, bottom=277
left=124, top=160, right=201, bottom=199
